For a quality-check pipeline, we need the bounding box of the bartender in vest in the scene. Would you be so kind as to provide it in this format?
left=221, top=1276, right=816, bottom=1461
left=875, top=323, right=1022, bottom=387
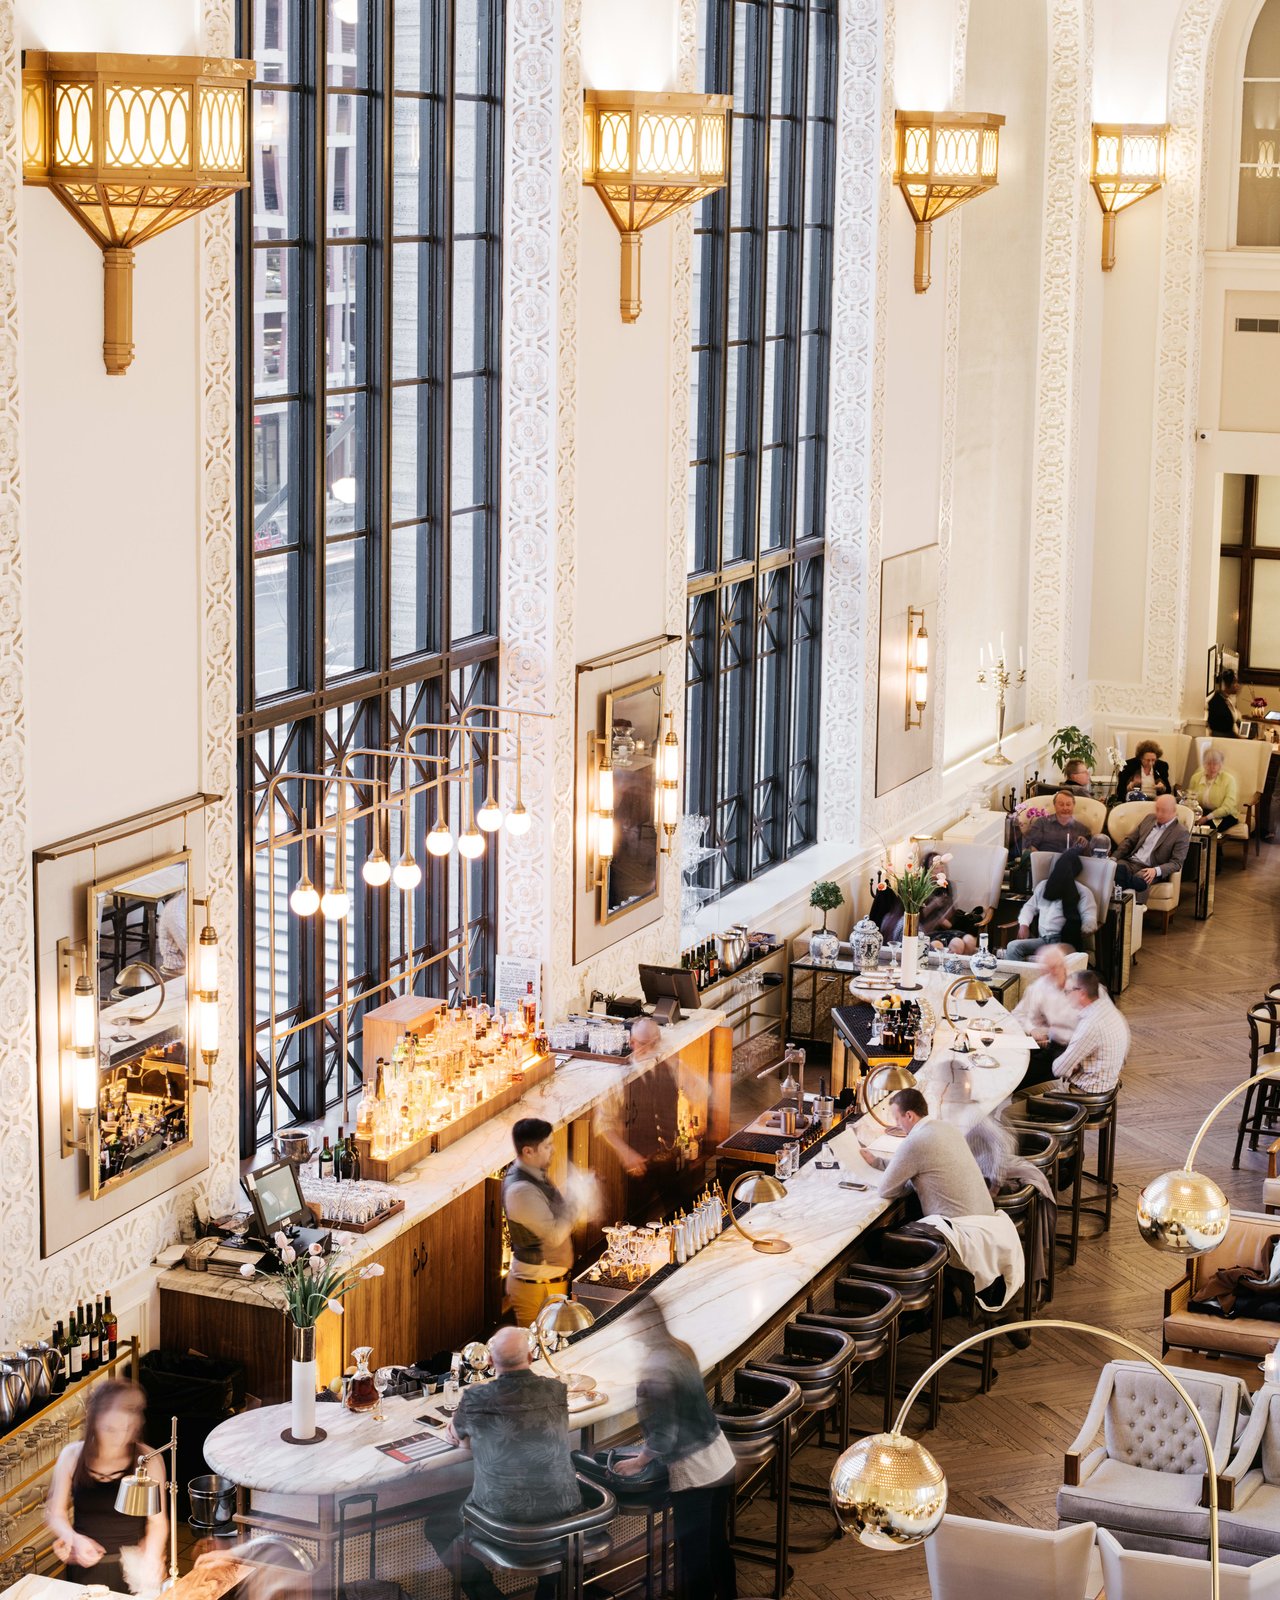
left=503, top=1116, right=596, bottom=1327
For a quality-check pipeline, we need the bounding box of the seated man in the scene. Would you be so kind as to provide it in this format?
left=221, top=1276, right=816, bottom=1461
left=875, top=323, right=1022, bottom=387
left=429, top=1325, right=584, bottom=1600
left=1012, top=943, right=1078, bottom=1085
left=1061, top=759, right=1093, bottom=794
left=1023, top=789, right=1097, bottom=855
left=1111, top=792, right=1190, bottom=902
left=1049, top=971, right=1130, bottom=1095
left=860, top=1089, right=1022, bottom=1312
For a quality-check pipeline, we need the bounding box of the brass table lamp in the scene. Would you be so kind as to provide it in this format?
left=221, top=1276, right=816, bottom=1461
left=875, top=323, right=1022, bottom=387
left=857, top=1063, right=917, bottom=1129
left=534, top=1295, right=597, bottom=1389
left=829, top=1319, right=1224, bottom=1597
left=725, top=1170, right=791, bottom=1254
left=114, top=1413, right=179, bottom=1589
left=941, top=976, right=992, bottom=1025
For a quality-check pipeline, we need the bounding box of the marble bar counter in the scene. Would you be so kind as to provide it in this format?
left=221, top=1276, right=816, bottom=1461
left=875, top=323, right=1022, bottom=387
left=161, top=1008, right=732, bottom=1401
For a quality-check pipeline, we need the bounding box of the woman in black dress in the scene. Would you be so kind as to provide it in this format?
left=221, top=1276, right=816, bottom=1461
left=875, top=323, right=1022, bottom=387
left=46, top=1379, right=167, bottom=1589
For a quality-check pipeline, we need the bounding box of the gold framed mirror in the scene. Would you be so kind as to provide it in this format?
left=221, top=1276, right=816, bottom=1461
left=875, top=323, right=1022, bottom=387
left=84, top=850, right=194, bottom=1198
left=596, top=674, right=664, bottom=923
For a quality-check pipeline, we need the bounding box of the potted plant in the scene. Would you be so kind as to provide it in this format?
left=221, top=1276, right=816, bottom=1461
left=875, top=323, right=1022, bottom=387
left=881, top=851, right=950, bottom=987
left=1047, top=726, right=1098, bottom=778
left=240, top=1238, right=385, bottom=1443
left=808, top=880, right=844, bottom=961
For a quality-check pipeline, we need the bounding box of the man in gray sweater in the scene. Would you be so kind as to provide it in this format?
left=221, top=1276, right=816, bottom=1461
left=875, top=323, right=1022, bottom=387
left=860, top=1087, right=994, bottom=1218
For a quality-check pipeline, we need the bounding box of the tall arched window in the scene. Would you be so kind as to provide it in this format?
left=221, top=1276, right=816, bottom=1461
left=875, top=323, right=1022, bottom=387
left=685, top=0, right=837, bottom=893
left=1238, top=0, right=1280, bottom=245
left=238, top=0, right=504, bottom=1151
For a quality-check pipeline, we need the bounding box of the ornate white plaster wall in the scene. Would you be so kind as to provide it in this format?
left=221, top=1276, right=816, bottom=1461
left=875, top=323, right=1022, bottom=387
left=0, top=0, right=240, bottom=1347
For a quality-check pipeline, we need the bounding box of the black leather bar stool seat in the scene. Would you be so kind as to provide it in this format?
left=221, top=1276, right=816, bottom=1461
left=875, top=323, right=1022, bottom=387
left=1003, top=1093, right=1087, bottom=1266
left=796, top=1277, right=902, bottom=1430
left=570, top=1452, right=673, bottom=1600
left=1046, top=1081, right=1119, bottom=1233
left=458, top=1475, right=615, bottom=1600
left=942, top=1180, right=1038, bottom=1394
left=842, top=1229, right=949, bottom=1430
left=1234, top=998, right=1280, bottom=1167
left=745, top=1322, right=859, bottom=1452
left=714, top=1368, right=803, bottom=1600
left=1003, top=1127, right=1059, bottom=1301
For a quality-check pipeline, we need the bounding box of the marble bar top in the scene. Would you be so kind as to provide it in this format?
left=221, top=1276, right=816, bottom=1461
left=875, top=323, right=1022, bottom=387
left=162, top=1007, right=729, bottom=1309
left=204, top=978, right=1027, bottom=1498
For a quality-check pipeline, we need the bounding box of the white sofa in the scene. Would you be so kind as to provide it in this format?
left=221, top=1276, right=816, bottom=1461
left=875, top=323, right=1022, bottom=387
left=924, top=1514, right=1102, bottom=1599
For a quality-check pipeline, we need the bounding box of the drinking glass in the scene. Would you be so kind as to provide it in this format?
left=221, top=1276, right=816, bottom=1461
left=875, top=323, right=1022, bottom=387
left=441, top=1374, right=461, bottom=1415
left=373, top=1366, right=393, bottom=1422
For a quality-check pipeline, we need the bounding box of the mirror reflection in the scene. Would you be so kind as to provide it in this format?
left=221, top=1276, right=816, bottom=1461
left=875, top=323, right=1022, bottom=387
left=604, top=676, right=662, bottom=920
left=89, top=854, right=193, bottom=1196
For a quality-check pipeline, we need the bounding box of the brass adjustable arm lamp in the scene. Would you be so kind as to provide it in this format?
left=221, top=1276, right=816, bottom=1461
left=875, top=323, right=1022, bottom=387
left=724, top=1169, right=791, bottom=1254
left=114, top=1414, right=179, bottom=1590
left=830, top=1319, right=1224, bottom=1599
left=533, top=1295, right=597, bottom=1389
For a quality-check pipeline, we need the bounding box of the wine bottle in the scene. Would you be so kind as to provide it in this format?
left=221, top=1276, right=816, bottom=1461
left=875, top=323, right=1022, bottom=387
left=318, top=1136, right=333, bottom=1181
left=69, top=1310, right=83, bottom=1380
left=334, top=1127, right=347, bottom=1182
left=103, top=1294, right=118, bottom=1364
left=88, top=1298, right=102, bottom=1368
left=344, top=1131, right=360, bottom=1183
left=51, top=1321, right=66, bottom=1393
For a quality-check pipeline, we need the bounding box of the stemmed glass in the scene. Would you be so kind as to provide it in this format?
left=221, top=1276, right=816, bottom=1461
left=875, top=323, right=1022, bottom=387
left=373, top=1366, right=393, bottom=1422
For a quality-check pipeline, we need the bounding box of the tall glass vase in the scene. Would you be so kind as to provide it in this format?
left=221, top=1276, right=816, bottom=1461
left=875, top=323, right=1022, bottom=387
left=900, top=913, right=920, bottom=987
left=290, top=1323, right=317, bottom=1442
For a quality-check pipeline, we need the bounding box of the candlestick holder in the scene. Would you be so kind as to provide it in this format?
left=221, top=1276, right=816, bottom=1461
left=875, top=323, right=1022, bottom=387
left=976, top=653, right=1026, bottom=766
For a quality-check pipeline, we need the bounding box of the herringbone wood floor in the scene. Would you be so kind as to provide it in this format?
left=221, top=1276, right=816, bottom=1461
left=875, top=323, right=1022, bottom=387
left=737, top=837, right=1280, bottom=1599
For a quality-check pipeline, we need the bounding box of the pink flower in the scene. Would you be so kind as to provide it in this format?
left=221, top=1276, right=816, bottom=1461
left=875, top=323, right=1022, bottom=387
left=326, top=1298, right=345, bottom=1316
left=280, top=1244, right=297, bottom=1265
left=239, top=1263, right=256, bottom=1279
left=273, top=1231, right=288, bottom=1248
left=309, top=1242, right=324, bottom=1257
left=935, top=852, right=953, bottom=864
left=359, top=1262, right=385, bottom=1279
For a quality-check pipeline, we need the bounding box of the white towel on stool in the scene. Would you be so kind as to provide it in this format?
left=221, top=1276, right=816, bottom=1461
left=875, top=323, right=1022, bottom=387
left=921, top=1209, right=1025, bottom=1310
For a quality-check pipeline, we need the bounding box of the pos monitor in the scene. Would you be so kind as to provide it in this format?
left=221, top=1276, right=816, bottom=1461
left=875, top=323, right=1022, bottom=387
left=638, top=963, right=701, bottom=1025
left=243, top=1159, right=310, bottom=1242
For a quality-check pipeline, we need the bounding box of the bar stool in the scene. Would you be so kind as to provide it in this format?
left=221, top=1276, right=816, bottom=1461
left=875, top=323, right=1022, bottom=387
left=841, top=1229, right=949, bottom=1431
left=714, top=1368, right=802, bottom=1600
left=1002, top=1092, right=1087, bottom=1266
left=1002, top=1127, right=1060, bottom=1300
left=1233, top=998, right=1280, bottom=1167
left=1047, top=1082, right=1119, bottom=1233
left=457, top=1476, right=615, bottom=1600
left=943, top=1179, right=1038, bottom=1395
left=745, top=1322, right=860, bottom=1454
left=796, top=1277, right=902, bottom=1431
left=570, top=1452, right=672, bottom=1600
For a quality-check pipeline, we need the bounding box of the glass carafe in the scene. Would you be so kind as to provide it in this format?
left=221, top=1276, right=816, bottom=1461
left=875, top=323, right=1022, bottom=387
left=344, top=1346, right=378, bottom=1412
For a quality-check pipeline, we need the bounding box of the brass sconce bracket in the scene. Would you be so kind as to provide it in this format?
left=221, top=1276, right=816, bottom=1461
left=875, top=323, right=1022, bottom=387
left=893, top=110, right=1005, bottom=293
left=1090, top=123, right=1168, bottom=271
left=905, top=606, right=928, bottom=731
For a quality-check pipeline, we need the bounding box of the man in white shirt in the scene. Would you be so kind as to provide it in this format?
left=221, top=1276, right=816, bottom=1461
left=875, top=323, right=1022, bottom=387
left=1013, top=943, right=1079, bottom=1085
left=1051, top=971, right=1130, bottom=1095
left=1111, top=793, right=1190, bottom=902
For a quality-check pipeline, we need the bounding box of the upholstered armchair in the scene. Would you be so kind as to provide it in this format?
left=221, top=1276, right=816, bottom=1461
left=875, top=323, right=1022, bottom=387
left=1162, top=1211, right=1280, bottom=1367
left=924, top=1514, right=1101, bottom=1600
left=920, top=840, right=1007, bottom=931
left=1189, top=736, right=1273, bottom=867
left=1056, top=1360, right=1248, bottom=1559
left=1026, top=852, right=1116, bottom=964
left=1095, top=1527, right=1280, bottom=1598
left=1106, top=800, right=1196, bottom=934
left=1219, top=1388, right=1280, bottom=1565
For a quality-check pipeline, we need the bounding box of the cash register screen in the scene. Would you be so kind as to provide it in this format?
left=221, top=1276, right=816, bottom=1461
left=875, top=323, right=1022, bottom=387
left=245, top=1159, right=308, bottom=1236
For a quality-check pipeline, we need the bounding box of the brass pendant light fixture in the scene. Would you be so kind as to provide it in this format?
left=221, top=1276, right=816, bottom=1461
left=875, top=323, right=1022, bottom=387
left=893, top=110, right=1005, bottom=292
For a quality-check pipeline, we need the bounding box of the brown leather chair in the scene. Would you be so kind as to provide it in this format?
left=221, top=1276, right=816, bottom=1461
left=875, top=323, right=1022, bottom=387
left=842, top=1229, right=949, bottom=1431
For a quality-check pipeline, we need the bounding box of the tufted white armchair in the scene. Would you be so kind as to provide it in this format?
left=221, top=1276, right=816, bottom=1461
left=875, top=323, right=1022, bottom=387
left=1056, top=1360, right=1249, bottom=1560
left=1219, top=1388, right=1280, bottom=1565
left=1096, top=1527, right=1280, bottom=1598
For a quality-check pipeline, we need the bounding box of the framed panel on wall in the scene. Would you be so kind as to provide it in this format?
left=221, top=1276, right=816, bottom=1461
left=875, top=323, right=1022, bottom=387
left=574, top=648, right=670, bottom=965
left=875, top=545, right=939, bottom=797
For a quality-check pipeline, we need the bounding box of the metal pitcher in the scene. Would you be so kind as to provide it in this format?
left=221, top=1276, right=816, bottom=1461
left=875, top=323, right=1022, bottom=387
left=274, top=1130, right=314, bottom=1166
left=0, top=1360, right=31, bottom=1421
left=716, top=925, right=749, bottom=976
left=15, top=1342, right=56, bottom=1402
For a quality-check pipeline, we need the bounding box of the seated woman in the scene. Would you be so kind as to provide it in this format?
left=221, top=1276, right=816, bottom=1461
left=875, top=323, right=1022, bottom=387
left=47, top=1380, right=167, bottom=1591
left=1207, top=668, right=1242, bottom=739
left=870, top=853, right=978, bottom=956
left=1116, top=739, right=1171, bottom=801
left=1185, top=745, right=1240, bottom=834
left=1004, top=851, right=1097, bottom=962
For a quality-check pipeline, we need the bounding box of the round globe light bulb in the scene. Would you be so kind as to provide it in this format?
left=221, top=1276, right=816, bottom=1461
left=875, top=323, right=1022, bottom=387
left=392, top=856, right=422, bottom=892
left=290, top=879, right=320, bottom=917
left=476, top=799, right=504, bottom=833
left=362, top=850, right=391, bottom=887
left=505, top=803, right=531, bottom=836
left=830, top=1432, right=947, bottom=1550
left=1136, top=1168, right=1231, bottom=1256
left=320, top=889, right=351, bottom=921
left=457, top=829, right=485, bottom=860
left=426, top=822, right=454, bottom=857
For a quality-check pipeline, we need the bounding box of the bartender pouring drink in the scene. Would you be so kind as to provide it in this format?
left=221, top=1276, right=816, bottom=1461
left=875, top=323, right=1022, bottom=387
left=503, top=1117, right=599, bottom=1327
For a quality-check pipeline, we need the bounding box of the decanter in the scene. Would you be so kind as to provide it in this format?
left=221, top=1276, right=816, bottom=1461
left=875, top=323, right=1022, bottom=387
left=969, top=932, right=999, bottom=982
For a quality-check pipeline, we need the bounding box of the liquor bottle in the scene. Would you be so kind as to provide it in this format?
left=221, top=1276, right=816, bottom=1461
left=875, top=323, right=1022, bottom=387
left=72, top=1309, right=86, bottom=1378
left=344, top=1131, right=361, bottom=1184
left=64, top=1313, right=81, bottom=1381
left=707, top=943, right=719, bottom=984
left=318, top=1136, right=334, bottom=1181
left=90, top=1298, right=104, bottom=1368
left=102, top=1294, right=118, bottom=1364
left=371, top=1060, right=391, bottom=1159
left=334, top=1127, right=347, bottom=1181
left=521, top=980, right=537, bottom=1036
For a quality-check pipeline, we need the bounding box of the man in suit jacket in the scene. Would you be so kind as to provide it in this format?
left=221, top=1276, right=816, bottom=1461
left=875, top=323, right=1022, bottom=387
left=1111, top=793, right=1190, bottom=901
